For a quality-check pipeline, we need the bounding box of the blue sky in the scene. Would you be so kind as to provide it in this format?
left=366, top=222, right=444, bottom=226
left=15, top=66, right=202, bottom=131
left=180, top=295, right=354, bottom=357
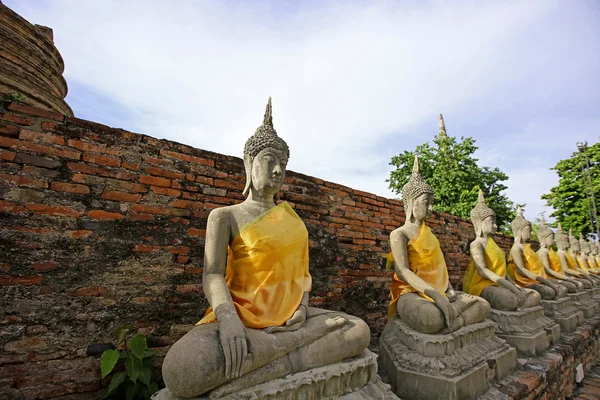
left=6, top=0, right=600, bottom=222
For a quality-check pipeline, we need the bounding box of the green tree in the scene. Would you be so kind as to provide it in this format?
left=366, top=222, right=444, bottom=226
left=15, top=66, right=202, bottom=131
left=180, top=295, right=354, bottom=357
left=541, top=142, right=600, bottom=237
left=387, top=127, right=517, bottom=232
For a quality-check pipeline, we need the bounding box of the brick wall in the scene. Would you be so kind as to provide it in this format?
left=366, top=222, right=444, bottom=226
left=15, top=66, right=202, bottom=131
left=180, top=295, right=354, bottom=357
left=0, top=100, right=518, bottom=399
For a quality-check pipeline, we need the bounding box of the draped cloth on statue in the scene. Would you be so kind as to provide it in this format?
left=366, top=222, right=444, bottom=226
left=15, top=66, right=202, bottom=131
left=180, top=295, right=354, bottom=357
left=508, top=243, right=546, bottom=287
left=463, top=237, right=504, bottom=297
left=387, top=224, right=449, bottom=318
left=566, top=252, right=578, bottom=271
left=588, top=257, right=598, bottom=271
left=548, top=248, right=563, bottom=273
left=577, top=256, right=589, bottom=271
left=196, top=202, right=312, bottom=329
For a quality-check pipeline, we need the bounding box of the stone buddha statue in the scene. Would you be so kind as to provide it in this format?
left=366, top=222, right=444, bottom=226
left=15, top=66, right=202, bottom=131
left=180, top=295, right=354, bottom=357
left=160, top=99, right=373, bottom=399
left=380, top=156, right=516, bottom=400
left=536, top=217, right=581, bottom=293
left=386, top=156, right=491, bottom=333
left=464, top=190, right=541, bottom=310
left=507, top=208, right=566, bottom=299
left=572, top=231, right=600, bottom=282
left=555, top=224, right=594, bottom=289
left=584, top=238, right=600, bottom=271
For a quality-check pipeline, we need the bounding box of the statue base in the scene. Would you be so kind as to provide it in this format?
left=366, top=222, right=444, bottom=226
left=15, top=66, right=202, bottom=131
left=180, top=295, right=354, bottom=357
left=567, top=292, right=597, bottom=318
left=379, top=316, right=516, bottom=400
left=489, top=306, right=550, bottom=356
left=152, top=350, right=399, bottom=400
left=540, top=297, right=584, bottom=333
left=584, top=288, right=600, bottom=312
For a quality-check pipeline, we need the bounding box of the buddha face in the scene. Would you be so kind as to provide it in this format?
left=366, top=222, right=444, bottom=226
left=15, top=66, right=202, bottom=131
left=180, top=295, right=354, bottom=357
left=520, top=225, right=532, bottom=242
left=481, top=216, right=496, bottom=235
left=250, top=147, right=288, bottom=196
left=556, top=236, right=568, bottom=250
left=412, top=193, right=433, bottom=222
left=571, top=240, right=580, bottom=253
left=544, top=234, right=555, bottom=247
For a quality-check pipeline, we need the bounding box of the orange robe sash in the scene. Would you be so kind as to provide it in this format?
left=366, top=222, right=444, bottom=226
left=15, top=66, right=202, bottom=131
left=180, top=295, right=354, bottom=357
left=508, top=243, right=546, bottom=287
left=577, top=256, right=589, bottom=271
left=548, top=248, right=563, bottom=273
left=196, top=202, right=312, bottom=329
left=463, top=237, right=504, bottom=297
left=566, top=252, right=578, bottom=270
left=387, top=224, right=449, bottom=318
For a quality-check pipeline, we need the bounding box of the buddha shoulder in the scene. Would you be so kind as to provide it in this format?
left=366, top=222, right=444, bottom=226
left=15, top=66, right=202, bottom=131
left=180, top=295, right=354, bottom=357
left=390, top=227, right=410, bottom=247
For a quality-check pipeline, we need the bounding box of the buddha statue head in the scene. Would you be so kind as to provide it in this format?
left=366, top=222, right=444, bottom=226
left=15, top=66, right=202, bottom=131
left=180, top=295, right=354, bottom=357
left=511, top=207, right=532, bottom=243
left=555, top=224, right=569, bottom=251
left=242, top=97, right=290, bottom=201
left=470, top=189, right=496, bottom=237
left=537, top=215, right=554, bottom=248
left=569, top=229, right=580, bottom=253
left=580, top=234, right=590, bottom=255
left=402, top=154, right=434, bottom=223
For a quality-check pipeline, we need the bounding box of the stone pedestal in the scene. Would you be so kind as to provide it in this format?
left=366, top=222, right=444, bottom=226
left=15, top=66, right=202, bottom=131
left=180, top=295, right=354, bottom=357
left=568, top=291, right=597, bottom=319
left=379, top=316, right=516, bottom=400
left=586, top=287, right=600, bottom=307
left=489, top=306, right=551, bottom=356
left=541, top=297, right=584, bottom=333
left=152, top=350, right=399, bottom=400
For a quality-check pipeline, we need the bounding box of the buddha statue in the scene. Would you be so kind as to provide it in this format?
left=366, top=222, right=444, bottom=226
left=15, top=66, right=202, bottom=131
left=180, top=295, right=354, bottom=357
left=464, top=190, right=541, bottom=310
left=159, top=99, right=375, bottom=399
left=555, top=224, right=594, bottom=289
left=507, top=208, right=566, bottom=299
left=465, top=190, right=552, bottom=355
left=571, top=230, right=600, bottom=283
left=380, top=156, right=516, bottom=400
left=386, top=156, right=490, bottom=333
left=584, top=237, right=600, bottom=272
left=588, top=239, right=599, bottom=270
left=536, top=216, right=581, bottom=293
left=595, top=242, right=600, bottom=267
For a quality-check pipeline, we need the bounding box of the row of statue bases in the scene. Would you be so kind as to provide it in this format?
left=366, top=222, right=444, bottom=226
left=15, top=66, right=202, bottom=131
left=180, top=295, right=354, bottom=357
left=151, top=99, right=600, bottom=400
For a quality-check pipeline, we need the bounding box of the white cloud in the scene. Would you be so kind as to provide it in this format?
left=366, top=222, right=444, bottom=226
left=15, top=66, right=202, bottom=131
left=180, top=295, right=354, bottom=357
left=6, top=0, right=600, bottom=221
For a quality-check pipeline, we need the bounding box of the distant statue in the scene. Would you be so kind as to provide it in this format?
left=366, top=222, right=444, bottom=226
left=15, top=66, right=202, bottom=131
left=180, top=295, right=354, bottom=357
left=464, top=190, right=541, bottom=310
left=387, top=155, right=490, bottom=334
left=554, top=224, right=594, bottom=288
left=507, top=208, right=566, bottom=299
left=161, top=98, right=370, bottom=398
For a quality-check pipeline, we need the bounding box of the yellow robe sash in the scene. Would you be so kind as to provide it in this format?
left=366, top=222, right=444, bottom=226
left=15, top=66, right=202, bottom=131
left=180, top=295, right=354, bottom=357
left=588, top=256, right=598, bottom=271
left=197, top=202, right=312, bottom=329
left=577, top=256, right=589, bottom=271
left=463, top=237, right=505, bottom=296
left=548, top=248, right=563, bottom=273
left=566, top=252, right=578, bottom=271
left=387, top=224, right=449, bottom=318
left=596, top=256, right=600, bottom=269
left=507, top=243, right=546, bottom=286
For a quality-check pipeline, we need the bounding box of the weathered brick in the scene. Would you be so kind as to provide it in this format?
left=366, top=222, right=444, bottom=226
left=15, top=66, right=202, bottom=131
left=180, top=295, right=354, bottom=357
left=0, top=200, right=25, bottom=212
left=171, top=246, right=189, bottom=255
left=159, top=149, right=215, bottom=167
left=142, top=155, right=173, bottom=167
left=133, top=244, right=161, bottom=253
left=0, top=113, right=35, bottom=126
left=0, top=123, right=19, bottom=136
left=19, top=129, right=65, bottom=145
left=122, top=161, right=140, bottom=171
left=140, top=175, right=171, bottom=187
left=87, top=210, right=125, bottom=220
left=0, top=274, right=43, bottom=286
left=188, top=228, right=206, bottom=237
left=131, top=213, right=154, bottom=221
left=0, top=173, right=47, bottom=189
left=145, top=165, right=185, bottom=180
left=0, top=136, right=80, bottom=159
left=82, top=152, right=121, bottom=167
left=21, top=165, right=60, bottom=179
left=4, top=337, right=48, bottom=353
left=67, top=230, right=93, bottom=238
left=51, top=181, right=90, bottom=194
left=26, top=204, right=84, bottom=217
left=131, top=204, right=189, bottom=216
left=67, top=139, right=123, bottom=156
left=6, top=102, right=64, bottom=121
left=151, top=186, right=181, bottom=197
left=67, top=162, right=134, bottom=180
left=14, top=153, right=62, bottom=168
left=67, top=286, right=108, bottom=297
left=0, top=149, right=16, bottom=161
left=101, top=190, right=142, bottom=203
left=31, top=261, right=60, bottom=271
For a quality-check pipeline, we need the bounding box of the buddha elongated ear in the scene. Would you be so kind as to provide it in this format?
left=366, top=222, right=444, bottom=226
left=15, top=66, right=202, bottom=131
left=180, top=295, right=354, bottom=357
left=242, top=154, right=253, bottom=198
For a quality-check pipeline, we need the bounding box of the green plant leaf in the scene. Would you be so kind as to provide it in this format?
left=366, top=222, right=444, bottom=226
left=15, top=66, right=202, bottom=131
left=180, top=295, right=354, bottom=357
left=148, top=382, right=159, bottom=397
left=115, top=324, right=133, bottom=347
left=103, top=371, right=125, bottom=398
left=143, top=349, right=157, bottom=358
left=125, top=381, right=138, bottom=400
left=139, top=367, right=152, bottom=386
left=125, top=356, right=143, bottom=383
left=130, top=335, right=148, bottom=359
left=101, top=349, right=120, bottom=379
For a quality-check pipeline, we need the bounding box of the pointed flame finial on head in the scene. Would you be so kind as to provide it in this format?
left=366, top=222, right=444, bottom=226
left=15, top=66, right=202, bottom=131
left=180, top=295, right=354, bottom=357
left=541, top=214, right=546, bottom=224
left=263, top=96, right=273, bottom=128
left=439, top=114, right=447, bottom=137
left=569, top=228, right=573, bottom=236
left=517, top=206, right=523, bottom=217
left=412, top=153, right=420, bottom=176
left=478, top=188, right=485, bottom=204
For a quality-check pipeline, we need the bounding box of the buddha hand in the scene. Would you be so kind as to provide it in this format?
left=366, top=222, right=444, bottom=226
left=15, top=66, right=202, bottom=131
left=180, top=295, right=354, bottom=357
left=218, top=312, right=249, bottom=379
left=263, top=304, right=307, bottom=334
left=424, top=288, right=452, bottom=328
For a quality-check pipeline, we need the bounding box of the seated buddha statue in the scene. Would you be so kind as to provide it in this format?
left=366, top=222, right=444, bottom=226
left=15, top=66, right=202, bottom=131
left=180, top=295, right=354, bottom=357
left=387, top=155, right=490, bottom=334
left=161, top=99, right=370, bottom=398
left=554, top=224, right=594, bottom=289
left=593, top=241, right=600, bottom=269
left=464, top=190, right=541, bottom=310
left=585, top=238, right=600, bottom=271
left=536, top=217, right=581, bottom=293
left=507, top=208, right=566, bottom=299
left=571, top=231, right=600, bottom=282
